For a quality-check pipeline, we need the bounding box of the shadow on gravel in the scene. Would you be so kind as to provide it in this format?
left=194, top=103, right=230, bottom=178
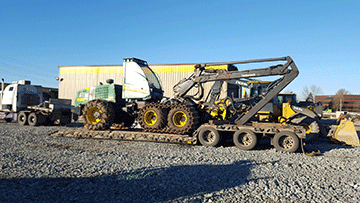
left=304, top=137, right=358, bottom=154
left=0, top=160, right=259, bottom=203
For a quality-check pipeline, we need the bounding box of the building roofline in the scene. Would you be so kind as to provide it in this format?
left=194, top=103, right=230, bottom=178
left=58, top=63, right=231, bottom=68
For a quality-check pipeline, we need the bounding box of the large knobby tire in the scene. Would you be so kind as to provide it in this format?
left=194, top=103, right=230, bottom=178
left=18, top=111, right=28, bottom=126
left=167, top=105, right=197, bottom=134
left=198, top=127, right=221, bottom=147
left=273, top=131, right=300, bottom=153
left=82, top=99, right=114, bottom=130
left=138, top=105, right=166, bottom=131
left=288, top=115, right=322, bottom=140
left=288, top=115, right=320, bottom=133
left=233, top=129, right=258, bottom=150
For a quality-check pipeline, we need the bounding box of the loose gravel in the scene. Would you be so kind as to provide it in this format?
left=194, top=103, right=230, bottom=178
left=1, top=122, right=360, bottom=203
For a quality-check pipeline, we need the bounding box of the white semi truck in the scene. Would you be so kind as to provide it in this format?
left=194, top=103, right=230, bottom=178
left=0, top=79, right=72, bottom=126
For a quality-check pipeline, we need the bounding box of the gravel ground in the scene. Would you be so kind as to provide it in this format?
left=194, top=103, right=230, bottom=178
left=1, top=122, right=360, bottom=203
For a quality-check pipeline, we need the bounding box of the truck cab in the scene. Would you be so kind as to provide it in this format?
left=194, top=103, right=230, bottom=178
left=0, top=80, right=43, bottom=112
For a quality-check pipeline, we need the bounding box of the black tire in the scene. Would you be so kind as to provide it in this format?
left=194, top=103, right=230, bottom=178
left=289, top=115, right=321, bottom=134
left=198, top=127, right=221, bottom=147
left=18, top=111, right=28, bottom=125
left=72, top=113, right=79, bottom=122
left=288, top=115, right=325, bottom=137
left=82, top=99, right=114, bottom=130
left=4, top=118, right=12, bottom=123
left=233, top=129, right=258, bottom=150
left=28, top=112, right=39, bottom=126
left=137, top=105, right=166, bottom=130
left=167, top=105, right=197, bottom=134
left=273, top=131, right=300, bottom=153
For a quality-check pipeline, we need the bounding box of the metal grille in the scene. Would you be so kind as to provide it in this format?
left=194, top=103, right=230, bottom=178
left=21, top=94, right=40, bottom=106
left=95, top=85, right=109, bottom=99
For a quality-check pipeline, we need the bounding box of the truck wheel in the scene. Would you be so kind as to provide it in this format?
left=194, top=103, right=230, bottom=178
left=28, top=112, right=39, bottom=126
left=18, top=111, right=28, bottom=125
left=233, top=129, right=258, bottom=150
left=273, top=131, right=300, bottom=153
left=198, top=127, right=220, bottom=147
left=82, top=99, right=114, bottom=130
left=5, top=118, right=12, bottom=123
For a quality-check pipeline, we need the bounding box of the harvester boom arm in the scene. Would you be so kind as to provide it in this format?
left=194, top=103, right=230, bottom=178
left=172, top=56, right=299, bottom=125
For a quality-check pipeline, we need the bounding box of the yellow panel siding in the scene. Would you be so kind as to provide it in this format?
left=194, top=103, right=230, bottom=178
left=58, top=65, right=227, bottom=74
left=59, top=66, right=123, bottom=74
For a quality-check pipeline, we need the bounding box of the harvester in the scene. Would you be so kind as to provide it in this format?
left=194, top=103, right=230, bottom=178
left=72, top=56, right=360, bottom=152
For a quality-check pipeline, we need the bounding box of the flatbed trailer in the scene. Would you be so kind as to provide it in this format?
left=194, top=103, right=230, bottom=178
left=50, top=121, right=307, bottom=152
left=50, top=128, right=198, bottom=145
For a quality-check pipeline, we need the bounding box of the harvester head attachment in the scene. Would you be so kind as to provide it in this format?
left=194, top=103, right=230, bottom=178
left=327, top=116, right=360, bottom=146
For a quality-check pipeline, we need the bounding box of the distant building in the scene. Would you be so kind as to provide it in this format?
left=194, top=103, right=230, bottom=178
left=315, top=95, right=360, bottom=112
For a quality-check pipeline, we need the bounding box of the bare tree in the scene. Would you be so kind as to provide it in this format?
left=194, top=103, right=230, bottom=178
left=332, top=88, right=350, bottom=111
left=335, top=88, right=350, bottom=95
left=300, top=85, right=323, bottom=101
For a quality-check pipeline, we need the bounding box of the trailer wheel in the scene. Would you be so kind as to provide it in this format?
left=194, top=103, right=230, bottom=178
left=18, top=111, right=28, bottom=125
left=198, top=127, right=220, bottom=147
left=233, top=129, right=258, bottom=150
left=273, top=131, right=299, bottom=153
left=28, top=112, right=39, bottom=126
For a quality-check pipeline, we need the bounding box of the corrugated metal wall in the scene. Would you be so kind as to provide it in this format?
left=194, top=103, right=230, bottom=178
left=58, top=64, right=238, bottom=105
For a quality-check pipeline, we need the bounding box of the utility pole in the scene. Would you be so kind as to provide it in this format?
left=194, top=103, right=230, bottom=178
left=340, top=95, right=343, bottom=111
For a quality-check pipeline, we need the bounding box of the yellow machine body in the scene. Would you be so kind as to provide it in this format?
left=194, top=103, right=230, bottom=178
left=209, top=99, right=229, bottom=120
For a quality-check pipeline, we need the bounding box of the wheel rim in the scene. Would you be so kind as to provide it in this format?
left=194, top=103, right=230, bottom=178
left=238, top=133, right=253, bottom=146
left=202, top=130, right=216, bottom=143
left=29, top=116, right=35, bottom=123
left=172, top=111, right=187, bottom=127
left=144, top=110, right=157, bottom=126
left=19, top=115, right=26, bottom=122
left=87, top=106, right=102, bottom=124
left=279, top=136, right=294, bottom=149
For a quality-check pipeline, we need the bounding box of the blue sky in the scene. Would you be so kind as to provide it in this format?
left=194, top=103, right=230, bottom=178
left=1, top=0, right=359, bottom=96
